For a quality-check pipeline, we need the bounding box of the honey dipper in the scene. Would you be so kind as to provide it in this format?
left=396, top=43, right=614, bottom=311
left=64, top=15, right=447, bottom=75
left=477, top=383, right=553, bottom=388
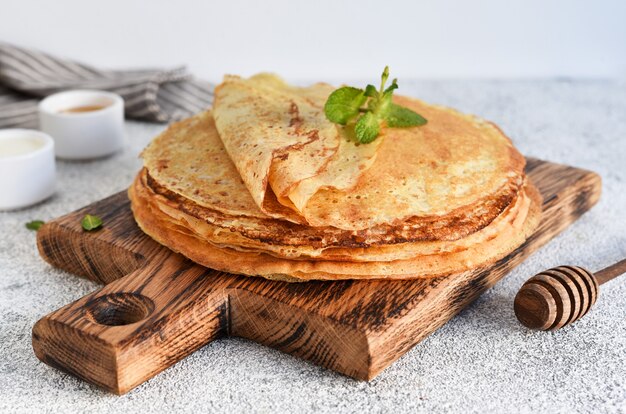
left=514, top=258, right=626, bottom=330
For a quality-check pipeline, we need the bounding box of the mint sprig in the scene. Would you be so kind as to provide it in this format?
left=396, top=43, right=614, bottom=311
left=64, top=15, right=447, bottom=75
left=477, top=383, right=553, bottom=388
left=324, top=66, right=427, bottom=143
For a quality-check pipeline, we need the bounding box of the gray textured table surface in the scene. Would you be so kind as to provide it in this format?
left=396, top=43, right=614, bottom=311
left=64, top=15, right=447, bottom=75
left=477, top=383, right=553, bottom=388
left=1, top=80, right=625, bottom=413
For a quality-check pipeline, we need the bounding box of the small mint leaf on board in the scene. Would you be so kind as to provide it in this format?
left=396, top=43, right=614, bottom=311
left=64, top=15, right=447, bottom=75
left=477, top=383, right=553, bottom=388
left=323, top=87, right=366, bottom=125
left=385, top=104, right=427, bottom=127
left=25, top=220, right=45, bottom=231
left=355, top=112, right=381, bottom=144
left=81, top=214, right=103, bottom=231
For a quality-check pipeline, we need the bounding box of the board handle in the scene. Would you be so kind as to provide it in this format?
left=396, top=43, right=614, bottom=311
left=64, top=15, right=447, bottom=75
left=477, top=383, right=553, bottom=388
left=32, top=254, right=229, bottom=394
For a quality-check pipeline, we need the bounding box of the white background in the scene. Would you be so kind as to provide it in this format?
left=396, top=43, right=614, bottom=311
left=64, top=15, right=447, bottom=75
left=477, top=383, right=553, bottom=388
left=0, top=0, right=625, bottom=82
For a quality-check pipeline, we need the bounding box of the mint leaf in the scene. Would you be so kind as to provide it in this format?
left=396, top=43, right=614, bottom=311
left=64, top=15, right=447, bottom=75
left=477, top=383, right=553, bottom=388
left=380, top=66, right=390, bottom=92
left=355, top=112, right=380, bottom=143
left=384, top=78, right=398, bottom=95
left=364, top=84, right=378, bottom=98
left=323, top=67, right=427, bottom=143
left=324, top=87, right=366, bottom=125
left=25, top=220, right=45, bottom=231
left=81, top=214, right=103, bottom=231
left=385, top=104, right=427, bottom=127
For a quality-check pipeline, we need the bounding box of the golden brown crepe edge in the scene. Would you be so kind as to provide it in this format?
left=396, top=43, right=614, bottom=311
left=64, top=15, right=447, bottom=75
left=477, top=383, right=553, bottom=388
left=129, top=174, right=542, bottom=281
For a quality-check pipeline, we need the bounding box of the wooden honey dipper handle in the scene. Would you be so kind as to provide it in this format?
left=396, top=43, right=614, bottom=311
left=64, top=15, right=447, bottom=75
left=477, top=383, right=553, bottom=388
left=514, top=258, right=626, bottom=331
left=595, top=258, right=626, bottom=285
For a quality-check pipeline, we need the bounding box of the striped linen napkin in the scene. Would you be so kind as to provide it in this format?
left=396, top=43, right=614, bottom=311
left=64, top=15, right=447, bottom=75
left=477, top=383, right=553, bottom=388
left=0, top=43, right=214, bottom=129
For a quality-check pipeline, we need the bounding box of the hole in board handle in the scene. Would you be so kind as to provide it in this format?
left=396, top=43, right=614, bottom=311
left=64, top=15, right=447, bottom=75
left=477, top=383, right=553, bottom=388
left=85, top=293, right=155, bottom=326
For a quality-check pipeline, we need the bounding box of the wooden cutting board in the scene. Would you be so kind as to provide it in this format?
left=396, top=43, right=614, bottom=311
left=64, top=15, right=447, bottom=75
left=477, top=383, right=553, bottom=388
left=32, top=158, right=601, bottom=395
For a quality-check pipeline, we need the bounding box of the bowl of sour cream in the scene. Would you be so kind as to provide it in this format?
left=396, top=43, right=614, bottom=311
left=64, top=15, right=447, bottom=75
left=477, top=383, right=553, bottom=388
left=0, top=129, right=56, bottom=210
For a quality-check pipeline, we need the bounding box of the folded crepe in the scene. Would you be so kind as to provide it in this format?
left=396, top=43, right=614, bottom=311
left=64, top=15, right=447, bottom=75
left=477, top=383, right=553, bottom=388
left=129, top=74, right=542, bottom=281
left=211, top=74, right=384, bottom=223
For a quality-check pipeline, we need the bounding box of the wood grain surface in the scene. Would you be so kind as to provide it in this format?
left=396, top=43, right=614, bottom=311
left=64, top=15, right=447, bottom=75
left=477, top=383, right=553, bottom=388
left=32, top=158, right=601, bottom=394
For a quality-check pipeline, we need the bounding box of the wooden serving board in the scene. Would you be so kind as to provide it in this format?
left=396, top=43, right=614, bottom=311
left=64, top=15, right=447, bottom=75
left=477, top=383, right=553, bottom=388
left=32, top=158, right=601, bottom=395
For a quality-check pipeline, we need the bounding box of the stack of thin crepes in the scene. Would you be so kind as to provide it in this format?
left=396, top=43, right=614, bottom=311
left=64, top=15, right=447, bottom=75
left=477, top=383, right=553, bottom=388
left=129, top=73, right=542, bottom=282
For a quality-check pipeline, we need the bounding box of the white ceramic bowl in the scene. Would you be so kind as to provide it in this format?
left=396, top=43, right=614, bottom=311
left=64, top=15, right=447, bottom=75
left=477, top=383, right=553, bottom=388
left=38, top=90, right=125, bottom=159
left=0, top=129, right=56, bottom=210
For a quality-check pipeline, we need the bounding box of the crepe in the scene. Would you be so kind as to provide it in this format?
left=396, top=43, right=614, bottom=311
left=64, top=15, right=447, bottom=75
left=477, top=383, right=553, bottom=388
left=142, top=111, right=521, bottom=248
left=132, top=73, right=541, bottom=282
left=212, top=75, right=526, bottom=231
left=129, top=169, right=541, bottom=281
left=212, top=74, right=383, bottom=221
left=134, top=167, right=532, bottom=262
